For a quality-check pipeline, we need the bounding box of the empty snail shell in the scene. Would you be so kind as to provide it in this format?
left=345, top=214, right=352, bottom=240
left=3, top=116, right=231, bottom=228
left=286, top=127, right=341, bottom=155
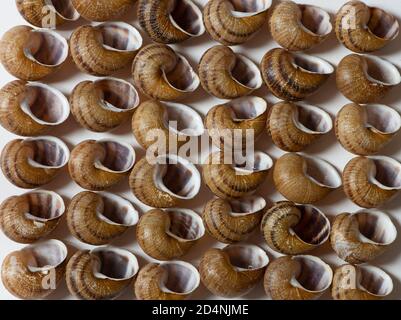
left=261, top=201, right=330, bottom=255
left=335, top=1, right=399, bottom=53
left=67, top=191, right=139, bottom=245
left=135, top=260, right=200, bottom=300
left=264, top=255, right=333, bottom=300
left=69, top=139, right=135, bottom=191
left=261, top=48, right=334, bottom=101
left=70, top=22, right=142, bottom=76
left=70, top=78, right=139, bottom=132
left=332, top=264, right=393, bottom=300
left=132, top=44, right=199, bottom=101
left=199, top=244, right=269, bottom=298
left=343, top=155, right=401, bottom=208
left=202, top=195, right=267, bottom=244
left=198, top=46, right=263, bottom=99
left=66, top=247, right=139, bottom=300
left=267, top=101, right=333, bottom=152
left=269, top=1, right=332, bottom=51
left=335, top=103, right=401, bottom=156
left=203, top=0, right=272, bottom=45
left=0, top=25, right=68, bottom=81
left=129, top=154, right=201, bottom=208
left=71, top=0, right=134, bottom=21
left=336, top=54, right=401, bottom=104
left=203, top=150, right=273, bottom=200
left=138, top=0, right=205, bottom=44
left=1, top=239, right=67, bottom=299
left=136, top=208, right=205, bottom=260
left=273, top=153, right=342, bottom=204
left=1, top=136, right=70, bottom=189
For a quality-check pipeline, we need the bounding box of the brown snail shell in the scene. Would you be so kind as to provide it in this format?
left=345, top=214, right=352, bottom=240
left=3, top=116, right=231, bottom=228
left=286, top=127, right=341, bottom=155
left=342, top=155, right=401, bottom=208
left=70, top=78, right=139, bottom=132
left=336, top=54, right=401, bottom=104
left=202, top=195, right=267, bottom=244
left=67, top=191, right=139, bottom=245
left=267, top=101, right=333, bottom=152
left=66, top=247, right=139, bottom=300
left=1, top=239, right=68, bottom=299
left=1, top=136, right=70, bottom=189
left=71, top=0, right=134, bottom=22
left=0, top=25, right=69, bottom=81
left=129, top=154, right=201, bottom=208
left=261, top=48, right=334, bottom=101
left=199, top=244, right=269, bottom=298
left=264, top=255, right=333, bottom=300
left=335, top=1, right=399, bottom=53
left=132, top=44, right=199, bottom=101
left=138, top=0, right=205, bottom=44
left=261, top=201, right=330, bottom=255
left=69, top=139, right=135, bottom=191
left=135, top=260, right=200, bottom=300
left=70, top=22, right=142, bottom=76
left=203, top=0, right=272, bottom=46
left=136, top=208, right=205, bottom=260
left=198, top=46, right=263, bottom=99
left=332, top=264, right=393, bottom=300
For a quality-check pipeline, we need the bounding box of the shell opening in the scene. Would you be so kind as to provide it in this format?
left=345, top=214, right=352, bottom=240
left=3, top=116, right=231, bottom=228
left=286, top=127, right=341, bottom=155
left=231, top=54, right=263, bottom=90
left=164, top=54, right=200, bottom=93
left=229, top=195, right=267, bottom=216
left=50, top=0, right=80, bottom=20
left=160, top=261, right=200, bottom=294
left=368, top=7, right=399, bottom=40
left=233, top=151, right=273, bottom=173
left=98, top=22, right=143, bottom=52
left=299, top=5, right=332, bottom=36
left=291, top=256, right=332, bottom=292
left=96, top=193, right=138, bottom=227
left=169, top=0, right=205, bottom=36
left=304, top=156, right=342, bottom=188
left=228, top=96, right=267, bottom=121
left=355, top=210, right=397, bottom=245
left=23, top=239, right=67, bottom=272
left=228, top=0, right=272, bottom=17
left=166, top=208, right=205, bottom=241
left=224, top=244, right=269, bottom=271
left=293, top=103, right=332, bottom=134
left=364, top=55, right=401, bottom=86
left=96, top=140, right=135, bottom=173
left=365, top=104, right=401, bottom=134
left=24, top=191, right=65, bottom=222
left=163, top=102, right=204, bottom=137
left=370, top=156, right=401, bottom=190
left=292, top=53, right=334, bottom=75
left=357, top=265, right=393, bottom=296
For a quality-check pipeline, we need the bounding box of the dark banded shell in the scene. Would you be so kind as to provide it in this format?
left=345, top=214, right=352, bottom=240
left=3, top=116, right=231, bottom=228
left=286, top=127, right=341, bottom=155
left=71, top=0, right=134, bottom=21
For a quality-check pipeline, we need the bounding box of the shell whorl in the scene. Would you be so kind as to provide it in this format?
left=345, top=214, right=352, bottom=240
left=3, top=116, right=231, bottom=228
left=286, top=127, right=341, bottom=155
left=71, top=0, right=134, bottom=21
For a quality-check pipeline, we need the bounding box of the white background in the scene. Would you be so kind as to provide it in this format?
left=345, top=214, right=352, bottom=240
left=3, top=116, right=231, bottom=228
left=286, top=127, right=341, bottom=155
left=1, top=0, right=401, bottom=300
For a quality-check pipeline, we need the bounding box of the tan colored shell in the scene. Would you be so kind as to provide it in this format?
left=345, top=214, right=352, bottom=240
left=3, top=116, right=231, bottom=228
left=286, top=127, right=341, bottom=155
left=0, top=25, right=68, bottom=81
left=132, top=44, right=199, bottom=101
left=273, top=153, right=342, bottom=204
left=264, top=255, right=333, bottom=300
left=267, top=101, right=333, bottom=152
left=261, top=201, right=330, bottom=255
left=199, top=244, right=269, bottom=298
left=70, top=22, right=142, bottom=76
left=335, top=1, right=399, bottom=53
left=71, top=0, right=134, bottom=21
left=1, top=239, right=67, bottom=299
left=0, top=136, right=70, bottom=189
left=261, top=48, right=334, bottom=101
left=203, top=0, right=272, bottom=46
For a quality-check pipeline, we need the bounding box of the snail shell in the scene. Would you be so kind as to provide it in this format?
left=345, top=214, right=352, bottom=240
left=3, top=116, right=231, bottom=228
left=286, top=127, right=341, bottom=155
left=129, top=154, right=201, bottom=208
left=198, top=46, right=263, bottom=99
left=69, top=139, right=135, bottom=191
left=136, top=208, right=205, bottom=260
left=264, top=255, right=333, bottom=300
left=71, top=0, right=134, bottom=21
left=332, top=264, right=393, bottom=300
left=1, top=136, right=70, bottom=189
left=267, top=101, right=333, bottom=152
left=336, top=54, right=401, bottom=104
left=261, top=201, right=330, bottom=255
left=261, top=48, right=334, bottom=101
left=202, top=195, right=267, bottom=244
left=138, top=0, right=205, bottom=44
left=66, top=247, right=139, bottom=300
left=70, top=78, right=139, bottom=132
left=1, top=239, right=67, bottom=299
left=67, top=191, right=139, bottom=245
left=203, top=0, right=272, bottom=46
left=132, top=44, right=199, bottom=101
left=335, top=1, right=399, bottom=53
left=342, top=155, right=401, bottom=208
left=135, top=260, right=200, bottom=300
left=269, top=1, right=332, bottom=51
left=199, top=244, right=269, bottom=298
left=0, top=25, right=68, bottom=81
left=70, top=22, right=142, bottom=76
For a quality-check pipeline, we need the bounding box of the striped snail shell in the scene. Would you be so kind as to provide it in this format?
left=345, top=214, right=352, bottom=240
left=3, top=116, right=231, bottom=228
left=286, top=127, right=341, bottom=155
left=71, top=0, right=135, bottom=22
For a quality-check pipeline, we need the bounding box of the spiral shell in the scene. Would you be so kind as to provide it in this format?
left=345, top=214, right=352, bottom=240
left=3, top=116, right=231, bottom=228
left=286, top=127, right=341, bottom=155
left=71, top=0, right=134, bottom=21
left=203, top=0, right=272, bottom=45
left=0, top=25, right=68, bottom=81
left=264, top=255, right=333, bottom=300
left=267, top=101, right=333, bottom=152
left=132, top=44, right=199, bottom=101
left=1, top=239, right=67, bottom=299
